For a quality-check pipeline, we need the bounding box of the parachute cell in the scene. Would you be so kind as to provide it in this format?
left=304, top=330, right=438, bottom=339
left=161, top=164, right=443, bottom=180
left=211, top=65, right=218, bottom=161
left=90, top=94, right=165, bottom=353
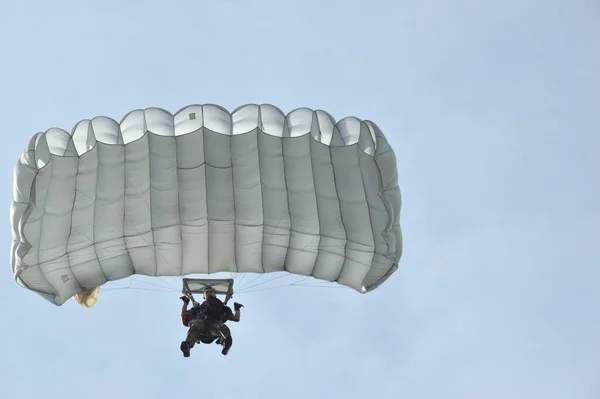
left=10, top=103, right=402, bottom=306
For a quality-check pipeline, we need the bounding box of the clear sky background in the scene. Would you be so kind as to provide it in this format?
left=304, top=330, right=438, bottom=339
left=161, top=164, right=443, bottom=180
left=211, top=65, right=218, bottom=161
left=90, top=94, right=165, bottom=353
left=1, top=0, right=599, bottom=398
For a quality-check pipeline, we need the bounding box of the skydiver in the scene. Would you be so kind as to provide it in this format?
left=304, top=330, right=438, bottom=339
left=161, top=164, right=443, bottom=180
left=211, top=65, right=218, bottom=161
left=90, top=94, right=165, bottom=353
left=179, top=286, right=244, bottom=358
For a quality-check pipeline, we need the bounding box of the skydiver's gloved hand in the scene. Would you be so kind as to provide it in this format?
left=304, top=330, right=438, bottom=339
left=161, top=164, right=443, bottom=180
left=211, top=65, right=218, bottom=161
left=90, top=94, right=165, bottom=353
left=234, top=302, right=244, bottom=311
left=180, top=296, right=190, bottom=304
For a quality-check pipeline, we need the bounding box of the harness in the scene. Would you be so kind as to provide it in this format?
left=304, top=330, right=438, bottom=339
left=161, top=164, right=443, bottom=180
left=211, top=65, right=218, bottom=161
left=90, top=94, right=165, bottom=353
left=188, top=300, right=231, bottom=344
left=203, top=297, right=228, bottom=321
left=188, top=297, right=231, bottom=326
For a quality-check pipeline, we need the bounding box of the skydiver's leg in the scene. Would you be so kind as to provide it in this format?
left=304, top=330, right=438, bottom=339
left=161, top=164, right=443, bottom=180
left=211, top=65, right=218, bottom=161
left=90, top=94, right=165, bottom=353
left=186, top=319, right=206, bottom=344
left=218, top=323, right=233, bottom=355
left=180, top=333, right=191, bottom=357
left=219, top=323, right=231, bottom=338
left=180, top=320, right=206, bottom=357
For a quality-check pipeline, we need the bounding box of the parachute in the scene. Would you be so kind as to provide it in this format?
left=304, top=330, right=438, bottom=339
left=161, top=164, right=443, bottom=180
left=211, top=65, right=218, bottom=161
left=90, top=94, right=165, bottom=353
left=10, top=103, right=402, bottom=306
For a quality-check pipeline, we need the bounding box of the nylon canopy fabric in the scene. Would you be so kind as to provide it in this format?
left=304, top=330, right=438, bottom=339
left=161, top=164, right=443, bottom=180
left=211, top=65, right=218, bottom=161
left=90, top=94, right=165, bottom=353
left=10, top=103, right=402, bottom=306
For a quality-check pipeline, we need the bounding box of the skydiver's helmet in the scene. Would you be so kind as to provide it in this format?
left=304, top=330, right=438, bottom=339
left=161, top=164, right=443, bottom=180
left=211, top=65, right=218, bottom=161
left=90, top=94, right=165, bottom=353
left=203, top=286, right=216, bottom=299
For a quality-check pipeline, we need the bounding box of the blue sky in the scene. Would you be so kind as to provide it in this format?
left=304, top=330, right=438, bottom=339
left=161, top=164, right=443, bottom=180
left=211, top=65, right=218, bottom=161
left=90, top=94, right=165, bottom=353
left=1, top=0, right=599, bottom=398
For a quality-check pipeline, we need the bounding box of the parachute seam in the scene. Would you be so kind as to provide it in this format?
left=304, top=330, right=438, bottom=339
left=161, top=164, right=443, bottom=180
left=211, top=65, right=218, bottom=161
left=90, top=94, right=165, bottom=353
left=67, top=157, right=83, bottom=292
left=356, top=143, right=378, bottom=289
left=63, top=132, right=85, bottom=291
left=35, top=160, right=61, bottom=302
left=202, top=120, right=211, bottom=275
left=307, top=136, right=321, bottom=277
left=115, top=126, right=135, bottom=279
left=92, top=145, right=110, bottom=288
left=229, top=113, right=238, bottom=273
left=175, top=117, right=184, bottom=278
left=328, top=144, right=348, bottom=283
left=257, top=129, right=266, bottom=274
left=281, top=135, right=291, bottom=273
left=122, top=133, right=135, bottom=277
left=149, top=130, right=158, bottom=277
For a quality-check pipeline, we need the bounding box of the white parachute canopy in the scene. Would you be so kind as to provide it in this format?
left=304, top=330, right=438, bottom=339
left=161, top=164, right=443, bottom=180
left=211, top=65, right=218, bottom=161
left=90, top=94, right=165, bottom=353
left=10, top=103, right=402, bottom=307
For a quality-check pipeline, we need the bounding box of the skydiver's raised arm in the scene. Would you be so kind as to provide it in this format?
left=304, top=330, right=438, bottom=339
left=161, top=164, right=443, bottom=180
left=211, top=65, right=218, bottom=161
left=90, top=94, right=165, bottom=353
left=229, top=302, right=244, bottom=322
left=180, top=296, right=190, bottom=315
left=180, top=296, right=191, bottom=326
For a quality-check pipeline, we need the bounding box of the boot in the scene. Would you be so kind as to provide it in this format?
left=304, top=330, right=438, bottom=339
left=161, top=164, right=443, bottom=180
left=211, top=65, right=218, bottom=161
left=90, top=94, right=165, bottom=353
left=180, top=341, right=191, bottom=357
left=221, top=336, right=232, bottom=356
